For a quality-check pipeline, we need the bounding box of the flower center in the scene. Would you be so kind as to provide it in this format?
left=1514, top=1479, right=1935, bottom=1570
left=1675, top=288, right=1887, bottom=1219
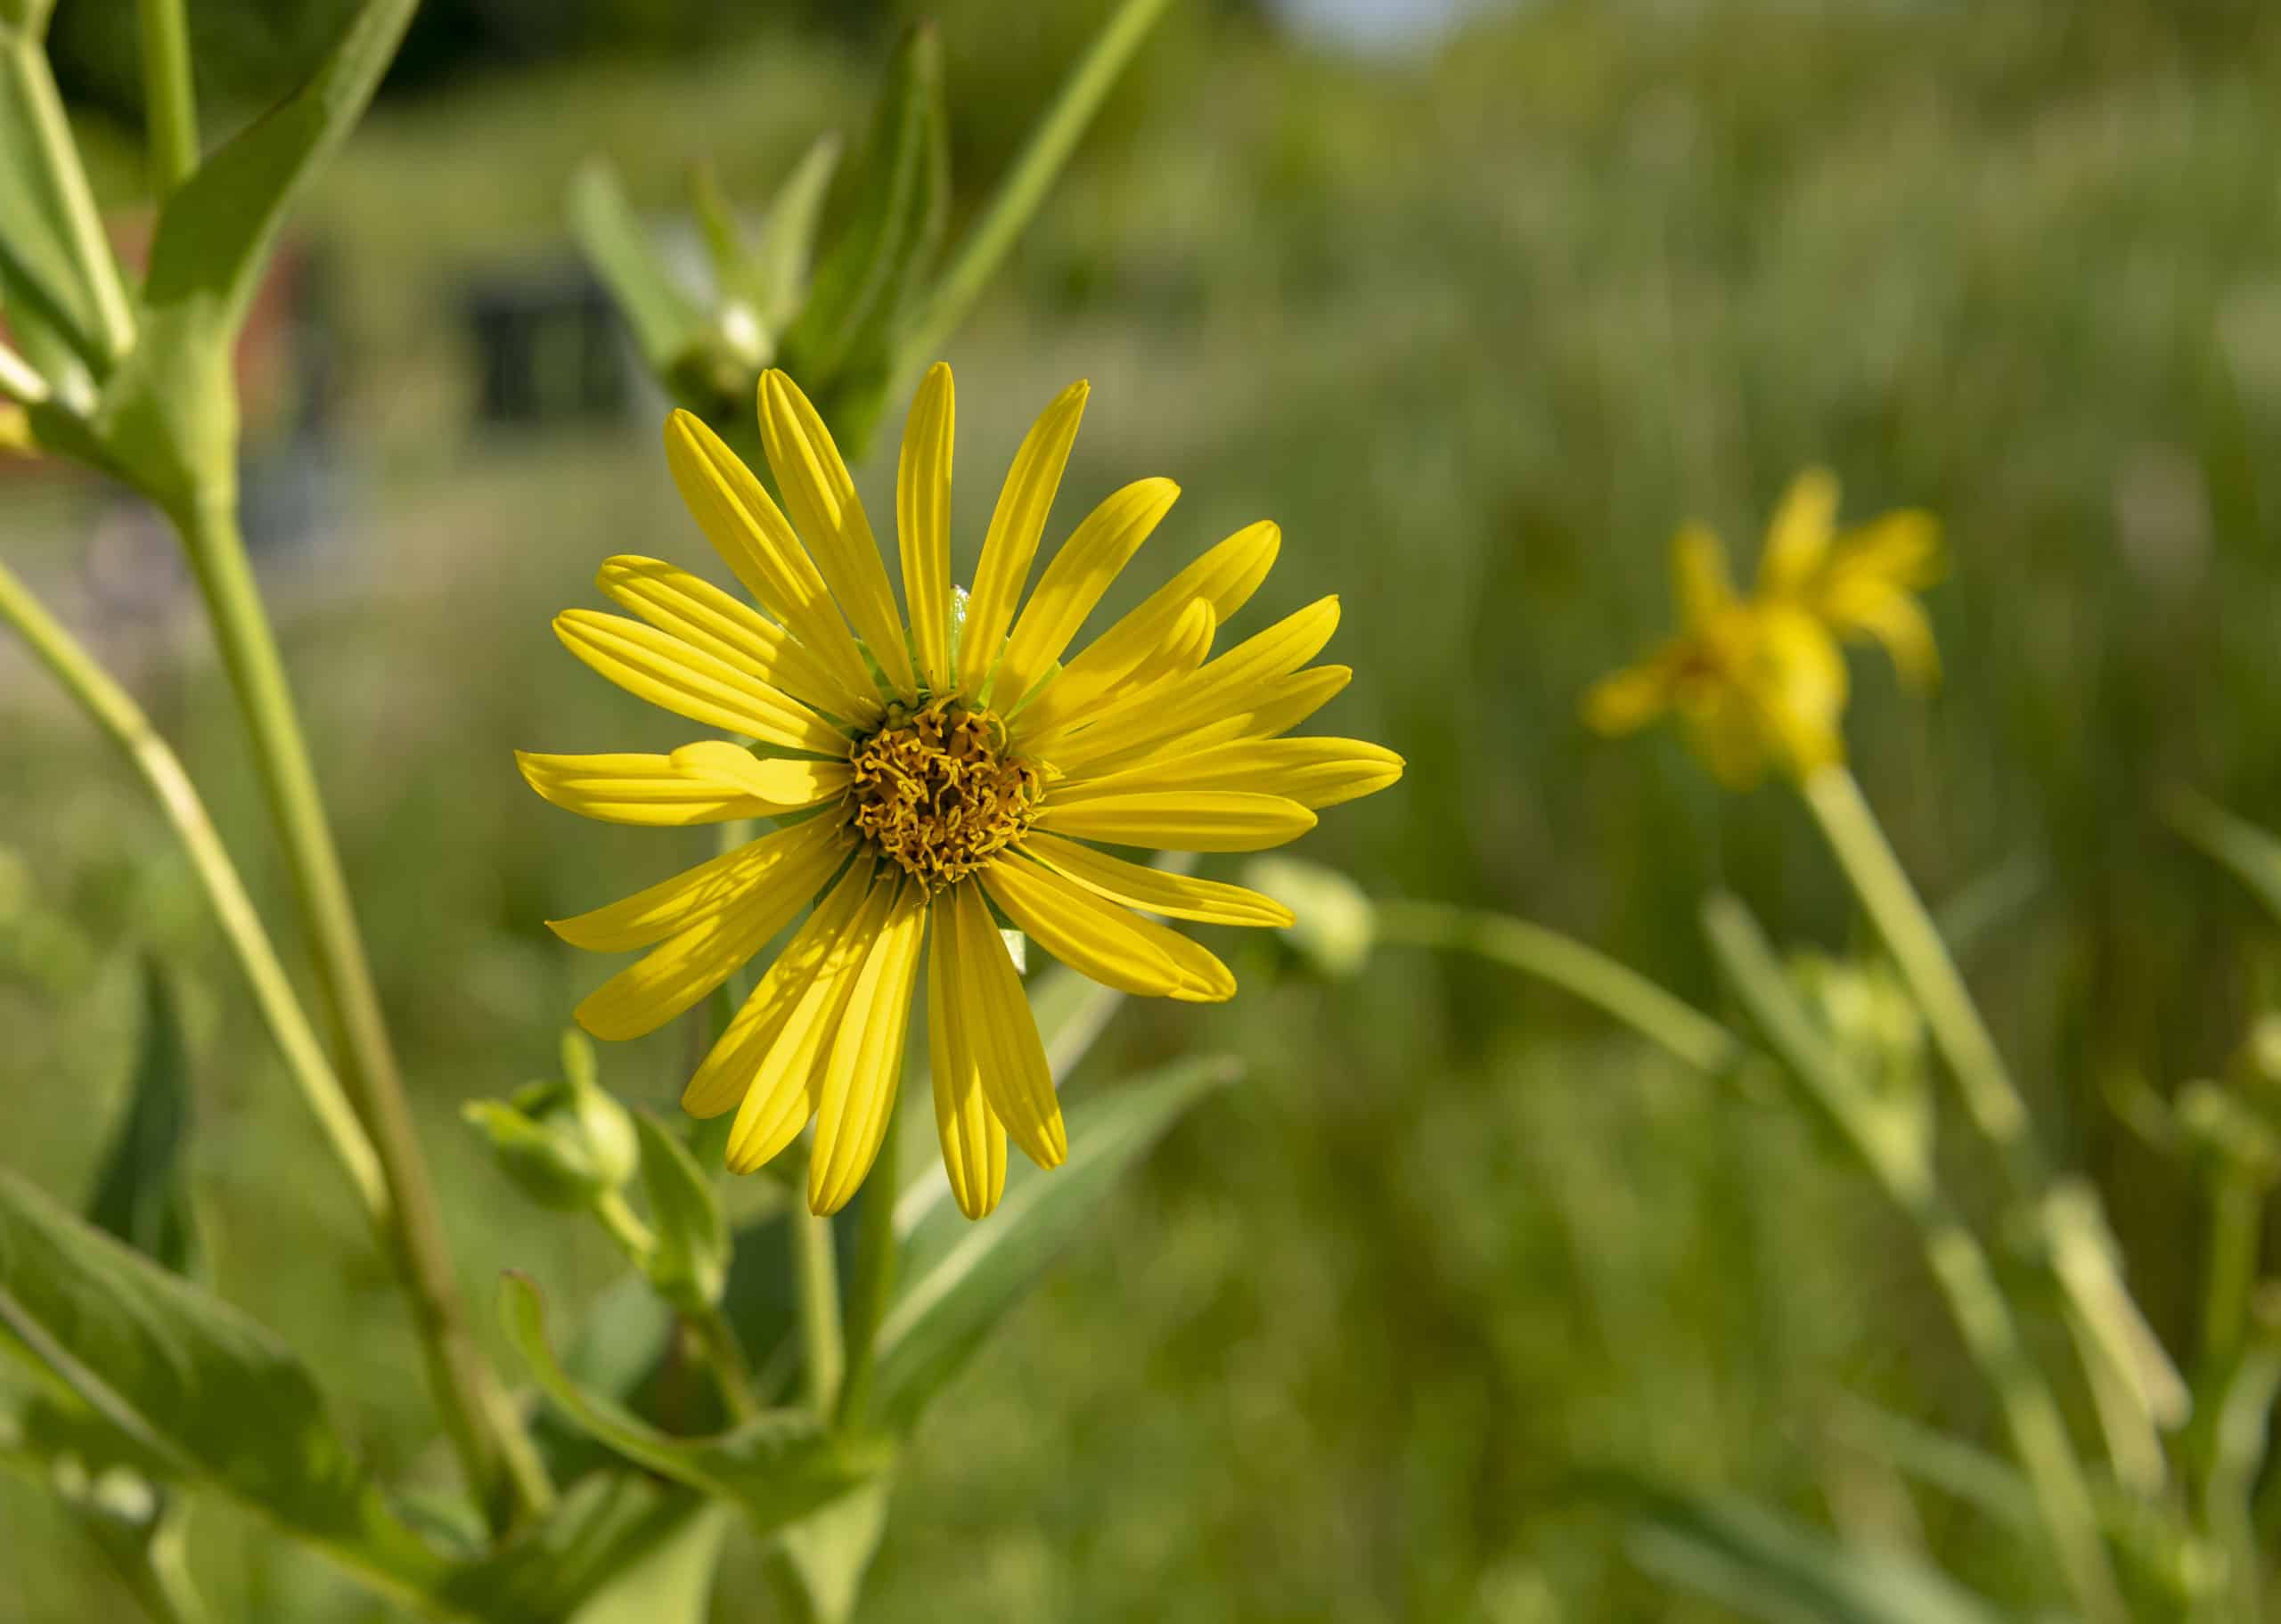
left=844, top=699, right=1042, bottom=891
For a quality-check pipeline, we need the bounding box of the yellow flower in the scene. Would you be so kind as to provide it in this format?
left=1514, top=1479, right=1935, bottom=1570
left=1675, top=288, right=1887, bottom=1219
left=521, top=364, right=1402, bottom=1219
left=1583, top=469, right=1942, bottom=788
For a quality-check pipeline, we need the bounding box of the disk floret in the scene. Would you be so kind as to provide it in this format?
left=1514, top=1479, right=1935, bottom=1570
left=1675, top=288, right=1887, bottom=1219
left=845, top=698, right=1042, bottom=890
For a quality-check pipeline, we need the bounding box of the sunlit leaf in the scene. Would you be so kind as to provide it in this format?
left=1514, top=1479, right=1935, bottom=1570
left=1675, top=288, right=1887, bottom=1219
left=439, top=1469, right=715, bottom=1623
left=753, top=133, right=843, bottom=335
left=872, top=1055, right=1237, bottom=1432
left=764, top=1478, right=889, bottom=1624
left=0, top=1168, right=447, bottom=1596
left=502, top=1273, right=887, bottom=1533
left=571, top=158, right=710, bottom=375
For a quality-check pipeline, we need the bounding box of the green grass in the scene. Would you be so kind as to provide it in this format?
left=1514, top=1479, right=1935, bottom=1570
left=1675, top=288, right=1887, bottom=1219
left=8, top=1, right=2281, bottom=1618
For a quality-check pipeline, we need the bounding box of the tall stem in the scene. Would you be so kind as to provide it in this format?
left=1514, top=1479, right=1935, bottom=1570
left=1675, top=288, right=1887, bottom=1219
left=134, top=0, right=200, bottom=198
left=1801, top=764, right=2036, bottom=1173
left=169, top=486, right=550, bottom=1528
left=836, top=1103, right=902, bottom=1431
left=1373, top=899, right=1739, bottom=1076
left=892, top=0, right=1172, bottom=388
left=0, top=555, right=384, bottom=1218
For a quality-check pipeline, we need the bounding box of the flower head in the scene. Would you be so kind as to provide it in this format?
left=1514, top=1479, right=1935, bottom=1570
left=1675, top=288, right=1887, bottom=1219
left=522, top=364, right=1402, bottom=1218
left=1583, top=469, right=1942, bottom=788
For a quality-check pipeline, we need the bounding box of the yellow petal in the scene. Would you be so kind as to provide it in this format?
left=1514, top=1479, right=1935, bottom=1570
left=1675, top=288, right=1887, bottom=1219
left=575, top=869, right=828, bottom=1042
left=1058, top=737, right=1403, bottom=812
left=946, top=881, right=1067, bottom=1167
left=1026, top=520, right=1280, bottom=730
left=597, top=555, right=879, bottom=728
left=517, top=749, right=773, bottom=827
left=662, top=410, right=879, bottom=713
left=980, top=854, right=1230, bottom=1002
left=1582, top=654, right=1679, bottom=738
left=1085, top=665, right=1354, bottom=779
left=684, top=858, right=875, bottom=1119
left=1672, top=522, right=1737, bottom=630
left=1752, top=607, right=1849, bottom=776
left=724, top=876, right=899, bottom=1173
left=1020, top=832, right=1294, bottom=926
left=554, top=610, right=848, bottom=755
left=995, top=477, right=1179, bottom=708
left=958, top=379, right=1090, bottom=697
left=667, top=741, right=850, bottom=808
left=1114, top=599, right=1215, bottom=695
left=1756, top=467, right=1840, bottom=597
left=896, top=362, right=956, bottom=690
left=757, top=370, right=918, bottom=699
left=1037, top=597, right=1341, bottom=773
left=550, top=812, right=849, bottom=952
left=1034, top=789, right=1315, bottom=853
left=1828, top=510, right=1943, bottom=594
left=1833, top=588, right=1941, bottom=686
left=927, top=926, right=1008, bottom=1219
left=809, top=885, right=928, bottom=1214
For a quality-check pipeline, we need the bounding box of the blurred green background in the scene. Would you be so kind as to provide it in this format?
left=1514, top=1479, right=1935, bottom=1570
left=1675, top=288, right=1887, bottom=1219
left=6, top=0, right=2281, bottom=1617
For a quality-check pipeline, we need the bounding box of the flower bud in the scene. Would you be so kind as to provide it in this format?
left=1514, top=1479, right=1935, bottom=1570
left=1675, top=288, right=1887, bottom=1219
left=463, top=1032, right=638, bottom=1210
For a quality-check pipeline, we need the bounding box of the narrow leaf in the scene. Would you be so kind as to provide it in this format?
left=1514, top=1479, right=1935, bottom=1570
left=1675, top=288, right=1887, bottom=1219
left=873, top=1056, right=1237, bottom=1431
left=502, top=1273, right=887, bottom=1534
left=439, top=1469, right=711, bottom=1623
left=0, top=37, right=108, bottom=371
left=570, top=158, right=710, bottom=372
left=0, top=1168, right=446, bottom=1595
left=1625, top=1480, right=2010, bottom=1624
left=754, top=133, right=843, bottom=334
left=86, top=959, right=196, bottom=1275
left=764, top=1479, right=889, bottom=1624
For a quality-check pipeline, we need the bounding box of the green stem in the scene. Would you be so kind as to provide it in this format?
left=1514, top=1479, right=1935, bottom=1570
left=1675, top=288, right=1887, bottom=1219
left=169, top=486, right=551, bottom=1529
left=789, top=1169, right=844, bottom=1419
left=3, top=37, right=135, bottom=361
left=688, top=1302, right=762, bottom=1424
left=892, top=0, right=1172, bottom=384
left=0, top=337, right=48, bottom=404
left=1703, top=893, right=2125, bottom=1622
left=1801, top=764, right=2038, bottom=1175
left=1373, top=899, right=1739, bottom=1076
left=2202, top=1174, right=2262, bottom=1384
left=134, top=0, right=199, bottom=198
left=593, top=1187, right=657, bottom=1261
left=836, top=1103, right=902, bottom=1432
left=0, top=555, right=386, bottom=1219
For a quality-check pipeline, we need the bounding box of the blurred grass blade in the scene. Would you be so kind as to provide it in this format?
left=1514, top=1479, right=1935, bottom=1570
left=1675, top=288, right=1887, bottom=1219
left=781, top=21, right=947, bottom=428
left=501, top=1273, right=887, bottom=1532
left=754, top=133, right=842, bottom=334
left=634, top=1110, right=729, bottom=1310
left=872, top=1056, right=1238, bottom=1432
left=571, top=158, right=709, bottom=373
left=86, top=959, right=196, bottom=1275
left=895, top=0, right=1172, bottom=387
left=764, top=1479, right=889, bottom=1624
left=1625, top=1480, right=2009, bottom=1624
left=2166, top=788, right=2281, bottom=925
left=0, top=1167, right=449, bottom=1598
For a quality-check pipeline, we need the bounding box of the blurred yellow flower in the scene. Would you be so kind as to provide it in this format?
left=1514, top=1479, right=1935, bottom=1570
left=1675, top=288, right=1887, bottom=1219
left=522, top=364, right=1402, bottom=1219
left=1584, top=469, right=1942, bottom=788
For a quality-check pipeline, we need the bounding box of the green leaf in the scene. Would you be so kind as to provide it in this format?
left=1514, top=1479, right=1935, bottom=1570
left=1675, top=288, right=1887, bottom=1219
left=2166, top=788, right=2281, bottom=926
left=567, top=1499, right=732, bottom=1624
left=753, top=133, right=843, bottom=336
left=1624, top=1481, right=2010, bottom=1624
left=0, top=1167, right=447, bottom=1598
left=94, top=0, right=417, bottom=502
left=764, top=1478, right=890, bottom=1624
left=86, top=959, right=196, bottom=1275
left=872, top=1056, right=1237, bottom=1432
left=0, top=0, right=54, bottom=39
left=502, top=1273, right=887, bottom=1533
left=438, top=1469, right=714, bottom=1623
left=780, top=21, right=948, bottom=445
left=635, top=1110, right=729, bottom=1310
left=569, top=158, right=710, bottom=375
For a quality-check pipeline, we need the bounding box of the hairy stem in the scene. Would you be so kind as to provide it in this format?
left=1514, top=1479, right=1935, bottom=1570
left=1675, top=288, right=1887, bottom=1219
left=170, top=486, right=551, bottom=1529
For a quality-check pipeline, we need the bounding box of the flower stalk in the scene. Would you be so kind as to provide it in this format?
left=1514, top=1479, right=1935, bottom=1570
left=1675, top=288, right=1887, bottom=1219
left=135, top=0, right=200, bottom=198
left=171, top=486, right=552, bottom=1528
